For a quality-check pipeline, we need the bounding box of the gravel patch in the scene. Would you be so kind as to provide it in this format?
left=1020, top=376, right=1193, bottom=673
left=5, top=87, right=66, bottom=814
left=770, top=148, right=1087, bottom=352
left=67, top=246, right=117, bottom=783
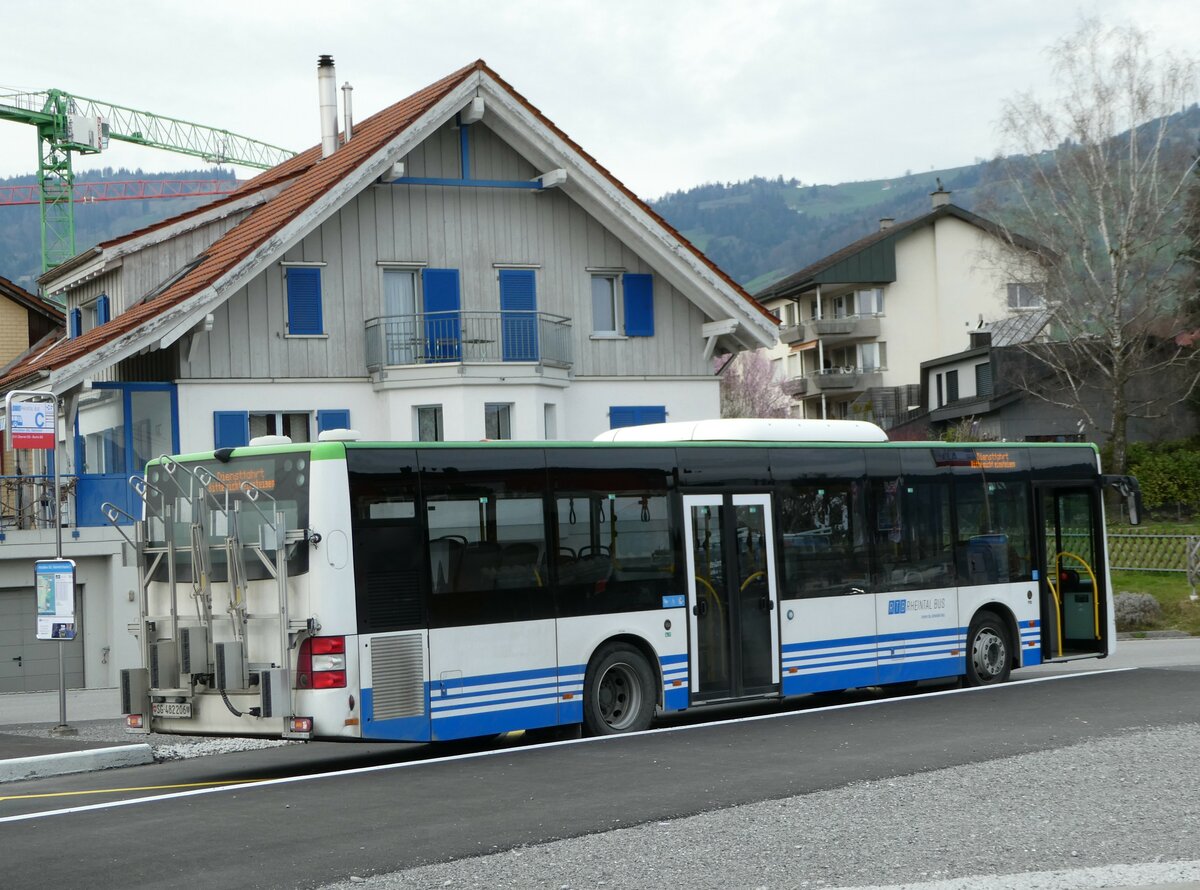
left=318, top=724, right=1200, bottom=890
left=2, top=718, right=295, bottom=761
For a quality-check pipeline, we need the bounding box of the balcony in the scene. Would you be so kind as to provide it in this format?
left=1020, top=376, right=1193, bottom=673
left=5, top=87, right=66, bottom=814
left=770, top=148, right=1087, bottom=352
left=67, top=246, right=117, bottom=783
left=779, top=323, right=807, bottom=345
left=781, top=377, right=808, bottom=397
left=811, top=314, right=881, bottom=345
left=365, top=311, right=573, bottom=372
left=783, top=368, right=885, bottom=397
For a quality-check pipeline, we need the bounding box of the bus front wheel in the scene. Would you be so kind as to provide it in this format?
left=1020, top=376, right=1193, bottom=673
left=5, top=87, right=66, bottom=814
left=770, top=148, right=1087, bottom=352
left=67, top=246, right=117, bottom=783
left=583, top=643, right=656, bottom=735
left=965, top=611, right=1011, bottom=686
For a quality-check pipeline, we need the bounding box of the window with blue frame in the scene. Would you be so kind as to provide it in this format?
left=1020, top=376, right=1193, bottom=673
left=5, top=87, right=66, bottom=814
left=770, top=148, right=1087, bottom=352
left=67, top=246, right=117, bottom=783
left=74, top=383, right=179, bottom=527
left=285, top=265, right=325, bottom=336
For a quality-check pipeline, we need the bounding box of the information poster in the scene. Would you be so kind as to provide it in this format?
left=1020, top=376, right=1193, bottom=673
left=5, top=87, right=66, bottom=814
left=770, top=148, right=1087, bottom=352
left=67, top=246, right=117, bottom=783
left=35, top=559, right=76, bottom=641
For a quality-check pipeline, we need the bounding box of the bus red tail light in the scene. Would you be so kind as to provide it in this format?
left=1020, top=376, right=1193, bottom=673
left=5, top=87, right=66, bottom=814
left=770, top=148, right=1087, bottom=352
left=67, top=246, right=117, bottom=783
left=296, top=636, right=347, bottom=689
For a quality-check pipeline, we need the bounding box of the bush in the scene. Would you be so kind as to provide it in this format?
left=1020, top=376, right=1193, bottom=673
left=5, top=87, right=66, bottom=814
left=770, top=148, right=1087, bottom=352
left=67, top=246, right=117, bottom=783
left=1113, top=591, right=1164, bottom=631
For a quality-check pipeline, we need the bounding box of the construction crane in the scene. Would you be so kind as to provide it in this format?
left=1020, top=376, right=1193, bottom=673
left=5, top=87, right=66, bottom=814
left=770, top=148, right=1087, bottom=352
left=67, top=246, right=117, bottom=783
left=0, top=178, right=241, bottom=206
left=0, top=88, right=295, bottom=272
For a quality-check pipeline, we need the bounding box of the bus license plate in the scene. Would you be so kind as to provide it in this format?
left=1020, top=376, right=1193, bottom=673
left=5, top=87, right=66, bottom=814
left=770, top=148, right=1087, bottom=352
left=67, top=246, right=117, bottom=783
left=152, top=702, right=192, bottom=718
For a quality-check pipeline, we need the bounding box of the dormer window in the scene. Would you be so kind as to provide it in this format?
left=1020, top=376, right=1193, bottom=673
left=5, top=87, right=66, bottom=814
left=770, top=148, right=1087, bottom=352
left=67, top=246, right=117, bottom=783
left=1007, top=283, right=1044, bottom=310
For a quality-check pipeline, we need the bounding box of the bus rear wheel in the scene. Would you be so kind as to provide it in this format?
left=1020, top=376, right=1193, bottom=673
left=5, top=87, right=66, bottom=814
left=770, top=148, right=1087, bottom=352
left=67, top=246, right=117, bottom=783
left=965, top=611, right=1011, bottom=686
left=583, top=643, right=655, bottom=735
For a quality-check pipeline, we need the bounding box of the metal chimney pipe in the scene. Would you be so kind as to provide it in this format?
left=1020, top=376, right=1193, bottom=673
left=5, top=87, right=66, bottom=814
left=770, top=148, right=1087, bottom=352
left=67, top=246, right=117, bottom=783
left=341, top=81, right=354, bottom=143
left=318, top=55, right=338, bottom=158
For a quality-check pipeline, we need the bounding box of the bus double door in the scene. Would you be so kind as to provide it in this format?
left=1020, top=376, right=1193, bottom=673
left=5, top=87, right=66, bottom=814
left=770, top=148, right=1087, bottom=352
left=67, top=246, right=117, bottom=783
left=683, top=493, right=781, bottom=703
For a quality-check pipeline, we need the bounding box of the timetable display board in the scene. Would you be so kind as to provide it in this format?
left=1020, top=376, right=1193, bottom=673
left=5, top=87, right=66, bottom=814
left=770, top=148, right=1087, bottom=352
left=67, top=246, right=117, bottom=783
left=35, top=559, right=76, bottom=641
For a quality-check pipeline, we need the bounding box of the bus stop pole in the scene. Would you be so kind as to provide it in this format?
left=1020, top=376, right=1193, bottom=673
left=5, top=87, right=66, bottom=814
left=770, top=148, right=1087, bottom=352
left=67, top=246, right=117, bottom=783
left=51, top=397, right=73, bottom=736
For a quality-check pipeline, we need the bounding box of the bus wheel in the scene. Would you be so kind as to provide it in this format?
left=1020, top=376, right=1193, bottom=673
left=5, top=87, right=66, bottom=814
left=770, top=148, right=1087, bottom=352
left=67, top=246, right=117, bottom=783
left=583, top=643, right=655, bottom=735
left=965, top=612, right=1011, bottom=686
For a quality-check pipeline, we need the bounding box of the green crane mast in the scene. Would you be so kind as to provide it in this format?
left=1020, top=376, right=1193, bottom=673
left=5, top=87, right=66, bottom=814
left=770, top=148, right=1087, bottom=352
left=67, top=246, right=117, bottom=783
left=0, top=88, right=296, bottom=273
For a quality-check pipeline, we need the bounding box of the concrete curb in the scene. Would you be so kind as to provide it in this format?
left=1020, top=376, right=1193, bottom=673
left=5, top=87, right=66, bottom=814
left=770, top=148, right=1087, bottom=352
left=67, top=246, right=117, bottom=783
left=0, top=743, right=154, bottom=783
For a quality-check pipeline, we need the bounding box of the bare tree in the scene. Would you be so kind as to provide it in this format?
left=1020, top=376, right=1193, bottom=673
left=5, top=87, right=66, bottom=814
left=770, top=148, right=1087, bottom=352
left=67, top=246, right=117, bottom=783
left=719, top=349, right=791, bottom=418
left=991, top=18, right=1200, bottom=472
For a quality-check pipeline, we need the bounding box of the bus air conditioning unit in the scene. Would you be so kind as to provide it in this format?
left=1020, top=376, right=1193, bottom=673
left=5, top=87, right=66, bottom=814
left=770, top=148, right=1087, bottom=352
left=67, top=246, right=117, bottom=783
left=148, top=641, right=179, bottom=689
left=215, top=641, right=246, bottom=690
left=178, top=626, right=211, bottom=675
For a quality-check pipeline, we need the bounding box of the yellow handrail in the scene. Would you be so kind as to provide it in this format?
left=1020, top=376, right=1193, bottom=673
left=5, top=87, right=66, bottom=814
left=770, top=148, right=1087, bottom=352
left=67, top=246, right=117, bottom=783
left=1054, top=550, right=1101, bottom=640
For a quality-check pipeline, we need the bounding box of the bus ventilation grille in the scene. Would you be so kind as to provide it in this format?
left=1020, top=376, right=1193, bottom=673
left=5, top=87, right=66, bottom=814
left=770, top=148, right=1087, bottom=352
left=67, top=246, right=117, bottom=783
left=370, top=633, right=426, bottom=720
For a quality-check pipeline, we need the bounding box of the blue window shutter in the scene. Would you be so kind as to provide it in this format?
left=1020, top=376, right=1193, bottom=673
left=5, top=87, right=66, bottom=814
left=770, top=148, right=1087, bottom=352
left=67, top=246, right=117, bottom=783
left=623, top=274, right=654, bottom=337
left=610, top=405, right=665, bottom=428
left=286, top=267, right=324, bottom=335
left=69, top=308, right=82, bottom=339
left=213, top=411, right=249, bottom=449
left=96, top=294, right=110, bottom=325
left=499, top=269, right=539, bottom=362
left=421, top=268, right=462, bottom=362
left=317, top=409, right=351, bottom=433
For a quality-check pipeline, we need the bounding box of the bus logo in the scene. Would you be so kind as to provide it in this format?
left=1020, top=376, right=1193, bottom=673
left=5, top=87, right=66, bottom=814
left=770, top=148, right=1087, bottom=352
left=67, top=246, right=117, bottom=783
left=888, top=599, right=907, bottom=615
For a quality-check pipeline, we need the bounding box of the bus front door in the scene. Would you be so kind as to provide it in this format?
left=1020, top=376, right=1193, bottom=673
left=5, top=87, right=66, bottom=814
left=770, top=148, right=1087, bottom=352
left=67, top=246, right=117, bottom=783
left=684, top=494, right=781, bottom=703
left=1033, top=484, right=1109, bottom=660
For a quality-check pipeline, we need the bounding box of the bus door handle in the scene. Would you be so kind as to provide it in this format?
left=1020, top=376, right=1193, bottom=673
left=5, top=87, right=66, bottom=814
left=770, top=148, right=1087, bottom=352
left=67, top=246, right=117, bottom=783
left=759, top=595, right=774, bottom=612
left=693, top=600, right=708, bottom=617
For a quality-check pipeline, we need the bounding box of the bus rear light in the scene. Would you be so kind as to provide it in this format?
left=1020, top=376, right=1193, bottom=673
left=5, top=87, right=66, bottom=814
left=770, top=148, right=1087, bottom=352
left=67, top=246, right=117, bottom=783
left=288, top=716, right=313, bottom=734
left=296, top=636, right=347, bottom=689
left=126, top=714, right=144, bottom=729
left=313, top=670, right=346, bottom=689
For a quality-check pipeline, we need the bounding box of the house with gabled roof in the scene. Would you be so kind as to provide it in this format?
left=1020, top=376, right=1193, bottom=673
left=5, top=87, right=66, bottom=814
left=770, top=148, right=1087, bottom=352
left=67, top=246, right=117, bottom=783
left=754, top=186, right=1045, bottom=429
left=0, top=57, right=776, bottom=692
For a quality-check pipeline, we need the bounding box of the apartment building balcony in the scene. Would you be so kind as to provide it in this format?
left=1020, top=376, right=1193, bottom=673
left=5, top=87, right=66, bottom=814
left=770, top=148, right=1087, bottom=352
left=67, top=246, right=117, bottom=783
left=781, top=376, right=808, bottom=397
left=811, top=314, right=881, bottom=346
left=779, top=323, right=807, bottom=345
left=783, top=368, right=885, bottom=398
left=365, top=310, right=573, bottom=373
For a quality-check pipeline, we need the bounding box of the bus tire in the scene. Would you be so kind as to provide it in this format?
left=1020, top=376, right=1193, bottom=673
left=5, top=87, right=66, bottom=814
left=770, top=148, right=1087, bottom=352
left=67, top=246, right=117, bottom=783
left=583, top=643, right=656, bottom=736
left=965, top=611, right=1011, bottom=686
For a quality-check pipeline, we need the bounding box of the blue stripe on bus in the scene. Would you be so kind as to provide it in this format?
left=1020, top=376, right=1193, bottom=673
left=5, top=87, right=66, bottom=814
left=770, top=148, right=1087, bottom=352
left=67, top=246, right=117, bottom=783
left=432, top=688, right=563, bottom=714
left=360, top=687, right=432, bottom=742
left=782, top=665, right=879, bottom=695
left=432, top=703, right=560, bottom=741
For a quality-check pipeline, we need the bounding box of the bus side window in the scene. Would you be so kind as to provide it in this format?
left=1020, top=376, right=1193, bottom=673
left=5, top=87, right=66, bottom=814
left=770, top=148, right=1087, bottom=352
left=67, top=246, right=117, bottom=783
left=778, top=480, right=868, bottom=598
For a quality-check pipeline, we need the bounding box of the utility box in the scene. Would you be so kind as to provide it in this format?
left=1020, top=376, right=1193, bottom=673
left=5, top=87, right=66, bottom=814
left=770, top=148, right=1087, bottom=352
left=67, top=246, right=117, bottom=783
left=257, top=668, right=289, bottom=718
left=121, top=667, right=150, bottom=715
left=66, top=114, right=107, bottom=152
left=215, top=641, right=246, bottom=690
left=178, top=626, right=211, bottom=675
left=148, top=641, right=179, bottom=689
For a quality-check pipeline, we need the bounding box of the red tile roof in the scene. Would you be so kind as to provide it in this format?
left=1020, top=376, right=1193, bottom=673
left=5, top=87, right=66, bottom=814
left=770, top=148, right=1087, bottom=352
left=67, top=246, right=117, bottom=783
left=3, top=60, right=770, bottom=391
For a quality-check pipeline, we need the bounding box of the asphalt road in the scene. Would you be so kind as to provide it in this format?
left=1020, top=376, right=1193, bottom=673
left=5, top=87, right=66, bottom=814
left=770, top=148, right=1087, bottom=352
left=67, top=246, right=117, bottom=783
left=2, top=644, right=1199, bottom=890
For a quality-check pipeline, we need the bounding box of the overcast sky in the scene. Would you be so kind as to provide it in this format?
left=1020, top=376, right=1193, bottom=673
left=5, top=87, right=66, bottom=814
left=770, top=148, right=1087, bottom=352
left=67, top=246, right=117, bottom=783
left=1, top=0, right=1198, bottom=200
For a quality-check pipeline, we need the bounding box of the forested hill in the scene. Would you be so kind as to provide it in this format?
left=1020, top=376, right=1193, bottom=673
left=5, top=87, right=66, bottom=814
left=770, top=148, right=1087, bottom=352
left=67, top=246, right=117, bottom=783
left=649, top=104, right=1200, bottom=293
left=0, top=167, right=239, bottom=291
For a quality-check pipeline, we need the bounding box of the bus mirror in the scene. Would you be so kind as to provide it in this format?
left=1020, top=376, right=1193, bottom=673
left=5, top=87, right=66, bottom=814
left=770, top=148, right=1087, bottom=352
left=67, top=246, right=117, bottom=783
left=1102, top=475, right=1143, bottom=526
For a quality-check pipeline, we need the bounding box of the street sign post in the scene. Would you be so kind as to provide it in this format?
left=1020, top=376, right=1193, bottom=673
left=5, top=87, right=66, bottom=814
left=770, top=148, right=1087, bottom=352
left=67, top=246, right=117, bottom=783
left=6, top=389, right=74, bottom=733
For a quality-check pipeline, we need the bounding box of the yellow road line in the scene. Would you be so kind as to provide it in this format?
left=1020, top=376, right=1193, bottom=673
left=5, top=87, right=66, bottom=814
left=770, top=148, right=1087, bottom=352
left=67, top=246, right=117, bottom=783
left=0, top=778, right=263, bottom=802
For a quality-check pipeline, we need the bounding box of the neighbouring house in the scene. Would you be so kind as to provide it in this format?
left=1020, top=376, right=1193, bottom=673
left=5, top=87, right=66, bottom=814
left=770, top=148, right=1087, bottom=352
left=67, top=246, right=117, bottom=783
left=891, top=316, right=1200, bottom=445
left=0, top=57, right=777, bottom=692
left=0, top=275, right=63, bottom=522
left=755, top=186, right=1044, bottom=429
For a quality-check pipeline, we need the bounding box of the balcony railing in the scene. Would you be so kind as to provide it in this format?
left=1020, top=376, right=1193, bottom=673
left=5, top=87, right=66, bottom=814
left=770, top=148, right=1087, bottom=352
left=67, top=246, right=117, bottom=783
left=365, top=311, right=573, bottom=372
left=0, top=475, right=77, bottom=531
left=811, top=314, right=881, bottom=344
left=781, top=377, right=809, bottom=396
left=782, top=368, right=886, bottom=397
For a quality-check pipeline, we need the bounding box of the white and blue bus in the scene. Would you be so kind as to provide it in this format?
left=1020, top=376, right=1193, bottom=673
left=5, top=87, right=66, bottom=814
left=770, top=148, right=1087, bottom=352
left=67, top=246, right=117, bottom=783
left=119, top=420, right=1139, bottom=742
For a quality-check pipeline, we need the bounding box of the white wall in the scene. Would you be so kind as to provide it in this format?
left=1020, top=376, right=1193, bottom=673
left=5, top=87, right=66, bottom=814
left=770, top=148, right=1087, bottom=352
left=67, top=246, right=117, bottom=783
left=179, top=375, right=722, bottom=447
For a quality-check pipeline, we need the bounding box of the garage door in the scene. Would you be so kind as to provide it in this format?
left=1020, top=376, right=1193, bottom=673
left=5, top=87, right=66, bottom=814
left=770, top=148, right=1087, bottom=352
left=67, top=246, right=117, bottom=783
left=0, top=587, right=85, bottom=693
